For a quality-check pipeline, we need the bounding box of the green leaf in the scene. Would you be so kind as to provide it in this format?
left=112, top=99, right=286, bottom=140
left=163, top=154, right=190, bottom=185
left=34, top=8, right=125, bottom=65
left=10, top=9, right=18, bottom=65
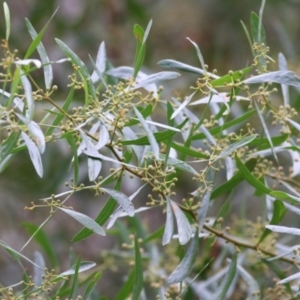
left=191, top=110, right=256, bottom=141
left=125, top=105, right=153, bottom=127
left=59, top=208, right=106, bottom=236
left=169, top=141, right=209, bottom=159
left=251, top=12, right=266, bottom=45
left=73, top=175, right=122, bottom=241
left=212, top=252, right=238, bottom=300
left=240, top=20, right=253, bottom=55
left=122, top=118, right=188, bottom=146
left=235, top=155, right=271, bottom=194
left=133, top=106, right=159, bottom=159
left=0, top=130, right=20, bottom=173
left=211, top=66, right=252, bottom=87
left=25, top=8, right=59, bottom=59
left=211, top=158, right=257, bottom=199
left=258, top=200, right=286, bottom=245
left=55, top=39, right=96, bottom=101
left=83, top=272, right=103, bottom=300
left=132, top=236, right=143, bottom=300
left=3, top=2, right=10, bottom=40
left=142, top=225, right=164, bottom=244
left=133, top=20, right=152, bottom=79
left=167, top=228, right=199, bottom=284
left=261, top=259, right=293, bottom=295
left=45, top=87, right=74, bottom=136
left=269, top=190, right=300, bottom=204
left=69, top=256, right=81, bottom=299
left=26, top=19, right=53, bottom=90
left=22, top=222, right=58, bottom=268
left=115, top=270, right=135, bottom=300
left=248, top=134, right=288, bottom=150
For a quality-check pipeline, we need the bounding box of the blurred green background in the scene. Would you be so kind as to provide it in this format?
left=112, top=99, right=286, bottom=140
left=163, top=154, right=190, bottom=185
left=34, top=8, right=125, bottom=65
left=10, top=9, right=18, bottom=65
left=1, top=0, right=300, bottom=297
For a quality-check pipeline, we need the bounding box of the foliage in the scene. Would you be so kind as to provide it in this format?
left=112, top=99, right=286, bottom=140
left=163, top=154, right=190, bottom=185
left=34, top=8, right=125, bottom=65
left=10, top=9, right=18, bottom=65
left=2, top=1, right=300, bottom=299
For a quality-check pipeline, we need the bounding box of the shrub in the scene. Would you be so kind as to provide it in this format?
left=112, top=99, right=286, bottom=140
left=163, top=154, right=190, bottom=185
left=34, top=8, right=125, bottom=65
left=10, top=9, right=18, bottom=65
left=2, top=1, right=300, bottom=299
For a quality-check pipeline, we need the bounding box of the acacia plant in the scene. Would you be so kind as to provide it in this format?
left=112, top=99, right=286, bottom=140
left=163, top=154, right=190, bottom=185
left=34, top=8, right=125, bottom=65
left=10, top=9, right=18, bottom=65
left=2, top=1, right=300, bottom=299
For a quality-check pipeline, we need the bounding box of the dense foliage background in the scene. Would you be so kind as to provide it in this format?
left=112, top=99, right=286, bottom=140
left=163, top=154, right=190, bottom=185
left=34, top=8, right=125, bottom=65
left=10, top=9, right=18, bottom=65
left=2, top=0, right=300, bottom=299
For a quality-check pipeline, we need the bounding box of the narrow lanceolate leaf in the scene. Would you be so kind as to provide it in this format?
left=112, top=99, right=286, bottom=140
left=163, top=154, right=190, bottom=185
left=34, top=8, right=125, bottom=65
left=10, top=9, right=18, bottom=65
left=59, top=208, right=106, bottom=236
left=286, top=117, right=300, bottom=132
left=258, top=200, right=286, bottom=245
left=216, top=135, right=257, bottom=160
left=277, top=271, right=300, bottom=285
left=73, top=175, right=122, bottom=242
left=133, top=24, right=146, bottom=79
left=160, top=154, right=198, bottom=175
left=59, top=261, right=96, bottom=277
left=55, top=38, right=96, bottom=100
left=24, top=8, right=59, bottom=59
left=0, top=239, right=43, bottom=269
left=265, top=225, right=300, bottom=236
left=243, top=71, right=300, bottom=89
left=26, top=19, right=53, bottom=90
left=171, top=200, right=193, bottom=245
left=237, top=264, right=260, bottom=300
left=212, top=253, right=238, bottom=300
left=88, top=157, right=101, bottom=181
left=133, top=71, right=180, bottom=89
left=107, top=184, right=146, bottom=229
left=21, top=131, right=43, bottom=177
left=278, top=53, right=290, bottom=106
left=167, top=228, right=199, bottom=284
left=132, top=236, right=143, bottom=300
left=22, top=221, right=58, bottom=268
left=162, top=198, right=175, bottom=246
left=16, top=113, right=45, bottom=153
left=33, top=251, right=45, bottom=287
left=101, top=188, right=135, bottom=217
left=90, top=41, right=106, bottom=83
left=83, top=272, right=103, bottom=300
left=158, top=59, right=218, bottom=78
left=171, top=91, right=196, bottom=119
left=251, top=11, right=266, bottom=45
left=253, top=100, right=277, bottom=162
left=20, top=69, right=34, bottom=119
left=211, top=66, right=252, bottom=87
left=45, top=87, right=74, bottom=136
left=235, top=155, right=271, bottom=194
left=211, top=158, right=257, bottom=199
left=186, top=38, right=206, bottom=72
left=198, top=189, right=212, bottom=229
left=133, top=106, right=159, bottom=160
left=3, top=2, right=10, bottom=40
